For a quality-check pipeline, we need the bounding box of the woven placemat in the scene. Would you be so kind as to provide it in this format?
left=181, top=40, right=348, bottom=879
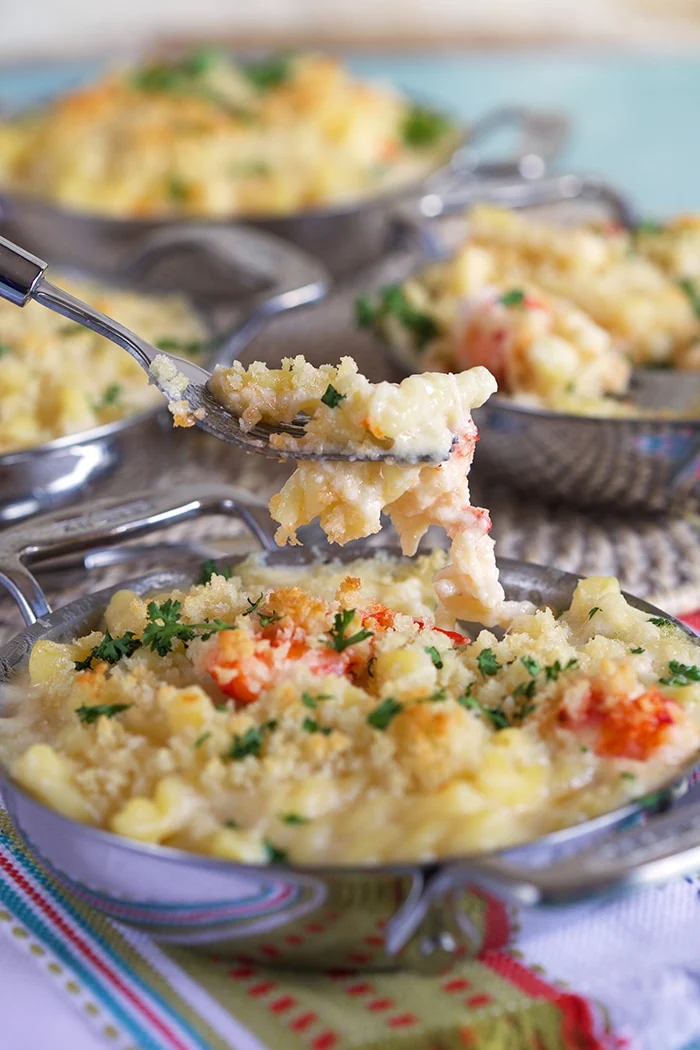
left=1, top=210, right=698, bottom=641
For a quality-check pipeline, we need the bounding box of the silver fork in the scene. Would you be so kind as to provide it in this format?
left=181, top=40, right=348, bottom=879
left=0, top=235, right=447, bottom=465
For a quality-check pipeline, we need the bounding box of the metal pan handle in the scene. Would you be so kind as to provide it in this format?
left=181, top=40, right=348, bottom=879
left=0, top=484, right=278, bottom=625
left=453, top=106, right=571, bottom=182
left=386, top=793, right=700, bottom=958
left=122, top=223, right=330, bottom=367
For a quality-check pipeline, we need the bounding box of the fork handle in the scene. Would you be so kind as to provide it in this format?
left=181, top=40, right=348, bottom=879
left=0, top=236, right=46, bottom=306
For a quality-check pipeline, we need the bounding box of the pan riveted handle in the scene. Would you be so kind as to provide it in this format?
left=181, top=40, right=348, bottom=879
left=385, top=794, right=700, bottom=958
left=455, top=106, right=571, bottom=181
left=0, top=484, right=278, bottom=625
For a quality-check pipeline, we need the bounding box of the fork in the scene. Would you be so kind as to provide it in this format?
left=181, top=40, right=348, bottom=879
left=0, top=235, right=448, bottom=465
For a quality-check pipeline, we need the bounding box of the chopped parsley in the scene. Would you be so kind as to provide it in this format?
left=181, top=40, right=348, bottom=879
left=620, top=771, right=637, bottom=781
left=76, top=703, right=132, bottom=725
left=223, top=721, right=277, bottom=762
left=74, top=630, right=141, bottom=671
left=0, top=343, right=12, bottom=357
left=544, top=658, right=578, bottom=681
left=194, top=731, right=211, bottom=749
left=166, top=175, right=189, bottom=202
left=520, top=655, right=541, bottom=676
left=367, top=697, right=403, bottom=730
left=477, top=648, right=501, bottom=677
left=513, top=679, right=536, bottom=701
left=679, top=278, right=700, bottom=319
left=243, top=594, right=264, bottom=616
left=155, top=337, right=207, bottom=357
left=198, top=559, right=233, bottom=585
left=424, top=688, right=447, bottom=703
left=302, top=718, right=332, bottom=735
left=264, top=840, right=289, bottom=863
left=499, top=288, right=526, bottom=308
left=588, top=607, right=601, bottom=620
left=244, top=54, right=292, bottom=91
left=301, top=692, right=331, bottom=709
left=327, top=609, right=373, bottom=653
left=132, top=49, right=220, bottom=94
left=636, top=219, right=663, bottom=235
left=92, top=383, right=122, bottom=411
left=224, top=818, right=239, bottom=828
left=258, top=611, right=282, bottom=628
left=141, top=599, right=196, bottom=656
left=215, top=702, right=229, bottom=711
left=401, top=104, right=451, bottom=148
left=629, top=646, right=645, bottom=655
left=280, top=813, right=309, bottom=825
left=660, top=661, right=700, bottom=687
left=458, top=692, right=509, bottom=730
left=424, top=645, right=443, bottom=669
left=648, top=616, right=674, bottom=629
left=355, top=284, right=438, bottom=351
left=320, top=384, right=346, bottom=408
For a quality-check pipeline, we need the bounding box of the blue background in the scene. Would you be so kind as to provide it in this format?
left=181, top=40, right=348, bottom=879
left=0, top=53, right=697, bottom=217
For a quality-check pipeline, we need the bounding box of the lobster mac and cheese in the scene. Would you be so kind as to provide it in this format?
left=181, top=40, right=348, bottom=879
left=2, top=555, right=699, bottom=865
left=0, top=51, right=457, bottom=219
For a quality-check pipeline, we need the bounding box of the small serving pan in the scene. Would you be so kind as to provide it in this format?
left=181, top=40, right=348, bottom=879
left=1, top=483, right=699, bottom=972
left=0, top=104, right=568, bottom=277
left=379, top=172, right=700, bottom=514
left=0, top=225, right=328, bottom=525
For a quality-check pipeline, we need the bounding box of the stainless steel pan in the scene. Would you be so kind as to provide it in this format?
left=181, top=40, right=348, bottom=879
left=380, top=173, right=700, bottom=513
left=0, top=106, right=568, bottom=278
left=1, top=483, right=700, bottom=971
left=0, top=224, right=328, bottom=525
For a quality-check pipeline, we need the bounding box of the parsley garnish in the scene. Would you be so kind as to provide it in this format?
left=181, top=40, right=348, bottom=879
left=660, top=661, right=700, bottom=687
left=648, top=616, right=674, bottom=629
left=74, top=630, right=140, bottom=671
left=620, top=771, right=637, bottom=781
left=302, top=718, right=332, bottom=735
left=92, top=383, right=122, bottom=412
left=264, top=840, right=289, bottom=863
left=258, top=611, right=281, bottom=628
left=155, top=337, right=207, bottom=357
left=243, top=594, right=264, bottom=616
left=321, top=384, right=346, bottom=408
left=636, top=220, right=663, bottom=235
left=199, top=618, right=236, bottom=641
left=76, top=703, right=132, bottom=725
left=630, top=646, right=645, bottom=655
left=223, top=721, right=277, bottom=762
left=679, top=278, right=700, bottom=319
left=401, top=104, right=451, bottom=148
left=588, top=607, right=601, bottom=620
left=424, top=688, right=447, bottom=702
left=355, top=285, right=438, bottom=351
left=280, top=813, right=309, bottom=825
left=500, top=289, right=526, bottom=308
left=458, top=693, right=509, bottom=730
left=198, top=559, right=233, bottom=585
left=477, top=648, right=501, bottom=677
left=141, top=599, right=195, bottom=656
left=224, top=818, right=239, bottom=828
left=513, top=679, right=536, bottom=701
left=194, top=731, right=211, bottom=749
left=0, top=344, right=12, bottom=357
left=215, top=702, right=229, bottom=711
left=367, top=697, right=403, bottom=730
left=244, top=55, right=292, bottom=91
left=327, top=609, right=373, bottom=652
left=544, top=658, right=578, bottom=681
left=424, top=645, right=443, bottom=669
left=520, top=655, right=541, bottom=676
left=167, top=175, right=189, bottom=202
left=301, top=692, right=331, bottom=709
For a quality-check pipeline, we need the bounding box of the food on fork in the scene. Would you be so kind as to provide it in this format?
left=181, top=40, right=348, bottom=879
left=0, top=276, right=206, bottom=452
left=209, top=356, right=524, bottom=627
left=3, top=552, right=699, bottom=865
left=356, top=205, right=700, bottom=416
left=0, top=51, right=457, bottom=219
